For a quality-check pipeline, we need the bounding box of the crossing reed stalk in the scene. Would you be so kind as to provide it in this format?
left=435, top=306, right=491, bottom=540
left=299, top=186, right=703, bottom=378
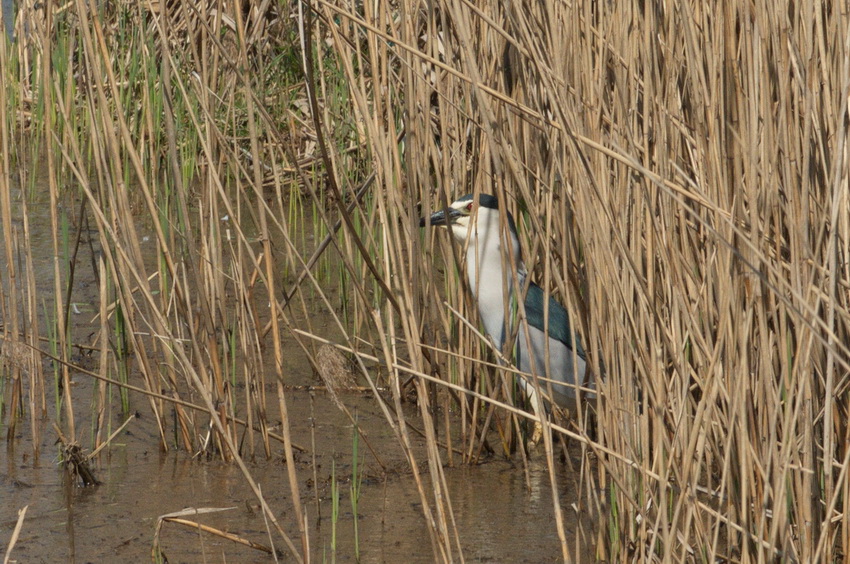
left=0, top=0, right=848, bottom=561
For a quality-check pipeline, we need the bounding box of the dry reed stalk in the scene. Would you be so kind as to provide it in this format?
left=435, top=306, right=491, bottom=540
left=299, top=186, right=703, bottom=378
left=314, top=0, right=850, bottom=561
left=162, top=516, right=277, bottom=555
left=2, top=0, right=849, bottom=560
left=3, top=2, right=308, bottom=560
left=20, top=214, right=43, bottom=455
left=2, top=504, right=28, bottom=564
left=94, top=257, right=108, bottom=451
left=31, top=342, right=307, bottom=451
left=152, top=507, right=279, bottom=559
left=0, top=18, right=22, bottom=442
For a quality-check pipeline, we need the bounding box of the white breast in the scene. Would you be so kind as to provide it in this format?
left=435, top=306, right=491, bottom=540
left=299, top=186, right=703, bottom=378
left=454, top=208, right=522, bottom=347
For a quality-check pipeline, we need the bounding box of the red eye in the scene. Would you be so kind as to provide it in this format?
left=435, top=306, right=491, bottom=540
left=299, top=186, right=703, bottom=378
left=466, top=202, right=473, bottom=211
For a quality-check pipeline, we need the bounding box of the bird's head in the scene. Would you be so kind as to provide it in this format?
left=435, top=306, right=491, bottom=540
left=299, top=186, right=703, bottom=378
left=419, top=194, right=510, bottom=243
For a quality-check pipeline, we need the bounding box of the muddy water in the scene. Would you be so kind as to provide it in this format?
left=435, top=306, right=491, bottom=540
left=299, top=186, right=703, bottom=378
left=2, top=393, right=593, bottom=562
left=0, top=193, right=595, bottom=562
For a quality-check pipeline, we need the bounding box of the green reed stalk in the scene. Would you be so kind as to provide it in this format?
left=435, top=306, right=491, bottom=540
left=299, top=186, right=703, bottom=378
left=330, top=458, right=339, bottom=564
left=350, top=415, right=363, bottom=561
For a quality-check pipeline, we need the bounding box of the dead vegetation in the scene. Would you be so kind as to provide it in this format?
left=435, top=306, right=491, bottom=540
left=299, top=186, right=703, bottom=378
left=0, top=0, right=848, bottom=561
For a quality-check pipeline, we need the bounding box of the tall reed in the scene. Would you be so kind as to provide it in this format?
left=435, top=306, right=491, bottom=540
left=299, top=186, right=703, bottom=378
left=0, top=0, right=847, bottom=561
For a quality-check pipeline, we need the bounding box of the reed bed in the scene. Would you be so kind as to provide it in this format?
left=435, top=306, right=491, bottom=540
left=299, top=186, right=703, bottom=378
left=0, top=0, right=848, bottom=561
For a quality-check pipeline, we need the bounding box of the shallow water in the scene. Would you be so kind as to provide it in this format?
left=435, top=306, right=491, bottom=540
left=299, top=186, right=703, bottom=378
left=2, top=391, right=593, bottom=562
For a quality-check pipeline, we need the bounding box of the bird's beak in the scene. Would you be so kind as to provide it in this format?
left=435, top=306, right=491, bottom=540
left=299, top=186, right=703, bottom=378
left=419, top=207, right=460, bottom=228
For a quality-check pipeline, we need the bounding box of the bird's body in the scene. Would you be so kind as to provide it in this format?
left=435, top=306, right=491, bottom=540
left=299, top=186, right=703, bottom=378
left=517, top=283, right=588, bottom=407
left=421, top=194, right=589, bottom=414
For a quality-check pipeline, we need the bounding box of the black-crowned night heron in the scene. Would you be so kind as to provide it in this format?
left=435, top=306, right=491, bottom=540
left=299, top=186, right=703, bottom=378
left=420, top=193, right=590, bottom=430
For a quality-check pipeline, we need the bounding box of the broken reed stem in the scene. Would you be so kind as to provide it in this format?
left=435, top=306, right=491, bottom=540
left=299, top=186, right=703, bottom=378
left=152, top=507, right=279, bottom=559
left=52, top=422, right=100, bottom=486
left=2, top=505, right=28, bottom=564
left=87, top=413, right=134, bottom=460
left=162, top=516, right=276, bottom=555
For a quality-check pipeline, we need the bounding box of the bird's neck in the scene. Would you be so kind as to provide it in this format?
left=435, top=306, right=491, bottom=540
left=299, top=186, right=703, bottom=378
left=464, top=221, right=523, bottom=342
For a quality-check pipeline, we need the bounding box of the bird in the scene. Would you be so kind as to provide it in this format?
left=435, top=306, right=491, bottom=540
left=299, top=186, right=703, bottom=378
left=420, top=193, right=590, bottom=430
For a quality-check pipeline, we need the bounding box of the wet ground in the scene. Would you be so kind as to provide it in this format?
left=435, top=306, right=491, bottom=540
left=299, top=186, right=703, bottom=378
left=0, top=191, right=595, bottom=562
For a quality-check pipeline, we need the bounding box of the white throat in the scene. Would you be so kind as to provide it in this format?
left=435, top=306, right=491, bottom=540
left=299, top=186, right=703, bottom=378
left=453, top=208, right=523, bottom=345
